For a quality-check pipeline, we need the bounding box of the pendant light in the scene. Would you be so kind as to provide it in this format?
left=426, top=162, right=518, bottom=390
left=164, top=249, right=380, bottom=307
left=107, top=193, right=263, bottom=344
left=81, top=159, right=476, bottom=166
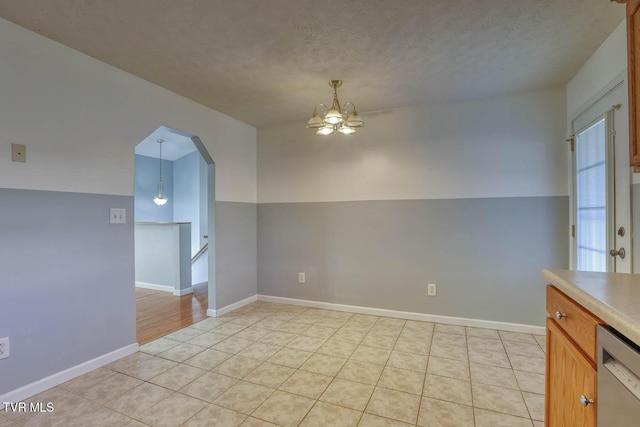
left=306, top=80, right=365, bottom=136
left=153, top=139, right=168, bottom=206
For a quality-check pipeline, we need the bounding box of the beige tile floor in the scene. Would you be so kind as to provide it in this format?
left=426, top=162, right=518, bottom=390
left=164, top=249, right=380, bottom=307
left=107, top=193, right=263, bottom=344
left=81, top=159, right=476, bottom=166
left=1, top=301, right=546, bottom=426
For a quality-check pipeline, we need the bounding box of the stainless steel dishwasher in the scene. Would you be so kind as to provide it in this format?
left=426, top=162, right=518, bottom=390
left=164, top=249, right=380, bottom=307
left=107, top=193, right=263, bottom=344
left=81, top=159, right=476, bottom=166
left=598, top=325, right=640, bottom=426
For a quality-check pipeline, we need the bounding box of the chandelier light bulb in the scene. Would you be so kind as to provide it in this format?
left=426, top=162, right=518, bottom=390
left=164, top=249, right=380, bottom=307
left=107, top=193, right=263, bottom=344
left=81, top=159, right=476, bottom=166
left=317, top=126, right=335, bottom=136
left=324, top=108, right=344, bottom=125
left=338, top=126, right=356, bottom=135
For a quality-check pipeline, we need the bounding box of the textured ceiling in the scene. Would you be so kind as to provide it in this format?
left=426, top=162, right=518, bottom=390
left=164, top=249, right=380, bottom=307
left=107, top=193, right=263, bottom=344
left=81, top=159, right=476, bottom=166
left=0, top=0, right=626, bottom=128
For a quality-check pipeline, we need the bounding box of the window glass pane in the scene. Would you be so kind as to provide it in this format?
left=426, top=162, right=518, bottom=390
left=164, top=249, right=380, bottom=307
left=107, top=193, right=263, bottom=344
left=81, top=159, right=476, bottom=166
left=575, top=118, right=607, bottom=272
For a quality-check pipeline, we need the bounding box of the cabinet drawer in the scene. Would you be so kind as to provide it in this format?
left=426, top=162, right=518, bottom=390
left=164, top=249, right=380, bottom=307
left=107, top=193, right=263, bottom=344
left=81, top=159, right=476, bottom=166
left=547, top=285, right=601, bottom=363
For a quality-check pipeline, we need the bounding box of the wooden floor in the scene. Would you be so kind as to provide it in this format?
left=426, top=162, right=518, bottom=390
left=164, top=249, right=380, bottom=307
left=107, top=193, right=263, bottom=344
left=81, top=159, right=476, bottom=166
left=136, top=283, right=208, bottom=345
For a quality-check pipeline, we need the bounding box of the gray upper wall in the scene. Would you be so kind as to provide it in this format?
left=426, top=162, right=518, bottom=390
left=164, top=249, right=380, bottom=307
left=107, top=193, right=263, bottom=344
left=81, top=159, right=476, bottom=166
left=0, top=17, right=256, bottom=202
left=257, top=87, right=568, bottom=203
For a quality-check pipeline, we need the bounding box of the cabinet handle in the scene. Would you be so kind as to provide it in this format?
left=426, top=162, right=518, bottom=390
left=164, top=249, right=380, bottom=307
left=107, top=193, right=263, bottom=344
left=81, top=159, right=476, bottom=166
left=555, top=312, right=567, bottom=320
left=580, top=395, right=594, bottom=407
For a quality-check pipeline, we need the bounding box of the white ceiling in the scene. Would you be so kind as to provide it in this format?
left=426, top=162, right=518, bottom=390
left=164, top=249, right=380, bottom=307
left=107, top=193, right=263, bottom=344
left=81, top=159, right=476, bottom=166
left=0, top=1, right=626, bottom=128
left=135, top=126, right=197, bottom=161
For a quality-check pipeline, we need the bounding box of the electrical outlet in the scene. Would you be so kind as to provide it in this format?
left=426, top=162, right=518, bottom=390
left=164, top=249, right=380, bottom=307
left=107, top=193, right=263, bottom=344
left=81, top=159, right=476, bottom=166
left=298, top=272, right=306, bottom=284
left=11, top=144, right=26, bottom=163
left=427, top=283, right=437, bottom=297
left=0, top=337, right=9, bottom=360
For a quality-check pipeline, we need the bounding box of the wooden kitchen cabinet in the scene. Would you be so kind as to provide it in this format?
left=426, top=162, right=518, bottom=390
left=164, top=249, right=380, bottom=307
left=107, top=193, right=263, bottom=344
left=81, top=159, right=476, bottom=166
left=546, top=285, right=602, bottom=426
left=627, top=0, right=640, bottom=169
left=546, top=317, right=597, bottom=426
left=613, top=0, right=640, bottom=169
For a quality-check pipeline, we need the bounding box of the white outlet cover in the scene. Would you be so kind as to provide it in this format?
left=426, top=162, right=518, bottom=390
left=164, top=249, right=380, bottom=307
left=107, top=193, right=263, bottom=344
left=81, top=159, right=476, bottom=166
left=11, top=143, right=26, bottom=163
left=427, top=283, right=437, bottom=296
left=0, top=337, right=9, bottom=360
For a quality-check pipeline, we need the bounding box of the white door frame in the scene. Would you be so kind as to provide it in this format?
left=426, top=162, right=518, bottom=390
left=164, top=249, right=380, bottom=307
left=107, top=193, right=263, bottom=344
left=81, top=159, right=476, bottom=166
left=190, top=136, right=217, bottom=312
left=568, top=71, right=632, bottom=272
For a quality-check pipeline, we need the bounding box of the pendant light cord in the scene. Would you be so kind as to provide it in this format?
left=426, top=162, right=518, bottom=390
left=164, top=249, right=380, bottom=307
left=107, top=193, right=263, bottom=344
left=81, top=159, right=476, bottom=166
left=159, top=141, right=163, bottom=182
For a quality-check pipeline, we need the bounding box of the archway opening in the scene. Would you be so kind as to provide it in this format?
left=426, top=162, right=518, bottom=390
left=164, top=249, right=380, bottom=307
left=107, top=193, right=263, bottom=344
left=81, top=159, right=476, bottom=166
left=133, top=126, right=216, bottom=344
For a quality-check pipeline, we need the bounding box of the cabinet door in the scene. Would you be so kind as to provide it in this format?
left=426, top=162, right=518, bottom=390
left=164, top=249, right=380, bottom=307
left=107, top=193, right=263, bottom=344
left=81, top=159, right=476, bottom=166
left=546, top=318, right=597, bottom=427
left=627, top=0, right=640, bottom=168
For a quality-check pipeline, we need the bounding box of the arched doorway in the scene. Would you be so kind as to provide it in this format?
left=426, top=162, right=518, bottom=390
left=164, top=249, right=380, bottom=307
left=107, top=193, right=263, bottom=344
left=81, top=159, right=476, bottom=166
left=133, top=126, right=216, bottom=344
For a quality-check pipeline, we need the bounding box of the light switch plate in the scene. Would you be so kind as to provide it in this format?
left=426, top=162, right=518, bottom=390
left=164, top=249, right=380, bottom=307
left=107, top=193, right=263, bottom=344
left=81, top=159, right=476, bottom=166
left=110, top=208, right=126, bottom=224
left=0, top=337, right=9, bottom=360
left=11, top=144, right=26, bottom=163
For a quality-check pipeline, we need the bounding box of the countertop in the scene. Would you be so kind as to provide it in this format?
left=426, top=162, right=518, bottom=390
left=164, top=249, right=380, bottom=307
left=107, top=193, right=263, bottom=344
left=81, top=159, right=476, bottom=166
left=542, top=269, right=640, bottom=345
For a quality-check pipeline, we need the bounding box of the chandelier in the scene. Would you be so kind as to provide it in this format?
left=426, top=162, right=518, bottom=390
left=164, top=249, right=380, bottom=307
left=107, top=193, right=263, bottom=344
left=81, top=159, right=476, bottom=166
left=306, top=80, right=365, bottom=135
left=153, top=139, right=168, bottom=206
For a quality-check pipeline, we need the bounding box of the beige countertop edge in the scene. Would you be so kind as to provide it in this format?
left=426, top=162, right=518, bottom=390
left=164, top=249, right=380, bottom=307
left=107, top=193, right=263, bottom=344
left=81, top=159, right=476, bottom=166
left=542, top=269, right=640, bottom=345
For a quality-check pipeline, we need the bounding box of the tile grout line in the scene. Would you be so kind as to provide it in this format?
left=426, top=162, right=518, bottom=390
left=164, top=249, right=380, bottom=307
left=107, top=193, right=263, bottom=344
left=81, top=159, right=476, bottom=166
left=418, top=324, right=437, bottom=427
left=466, top=327, right=478, bottom=427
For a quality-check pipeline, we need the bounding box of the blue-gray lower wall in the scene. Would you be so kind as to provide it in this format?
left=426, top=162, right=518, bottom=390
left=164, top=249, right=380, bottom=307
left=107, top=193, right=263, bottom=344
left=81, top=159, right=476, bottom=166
left=0, top=188, right=136, bottom=394
left=633, top=184, right=640, bottom=271
left=257, top=196, right=569, bottom=327
left=216, top=201, right=257, bottom=308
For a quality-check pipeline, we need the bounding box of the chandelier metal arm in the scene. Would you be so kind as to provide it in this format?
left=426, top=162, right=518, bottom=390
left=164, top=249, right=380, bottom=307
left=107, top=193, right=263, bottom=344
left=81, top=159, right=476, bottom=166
left=313, top=103, right=329, bottom=115
left=342, top=102, right=356, bottom=116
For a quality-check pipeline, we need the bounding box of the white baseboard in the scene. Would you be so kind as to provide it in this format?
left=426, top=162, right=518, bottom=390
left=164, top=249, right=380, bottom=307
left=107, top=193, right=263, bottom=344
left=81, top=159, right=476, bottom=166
left=135, top=282, right=174, bottom=293
left=207, top=294, right=258, bottom=318
left=173, top=287, right=193, bottom=297
left=257, top=294, right=546, bottom=335
left=0, top=343, right=139, bottom=403
left=136, top=282, right=192, bottom=296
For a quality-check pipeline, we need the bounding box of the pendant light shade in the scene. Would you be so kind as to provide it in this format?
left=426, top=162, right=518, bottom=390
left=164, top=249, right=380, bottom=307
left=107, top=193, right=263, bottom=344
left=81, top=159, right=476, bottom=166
left=306, top=112, right=324, bottom=129
left=153, top=181, right=168, bottom=206
left=153, top=139, right=168, bottom=206
left=345, top=110, right=365, bottom=128
left=324, top=107, right=344, bottom=125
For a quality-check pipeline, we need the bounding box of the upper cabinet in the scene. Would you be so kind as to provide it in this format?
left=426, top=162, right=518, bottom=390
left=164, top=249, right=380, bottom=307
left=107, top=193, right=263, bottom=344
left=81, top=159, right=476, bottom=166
left=628, top=0, right=640, bottom=168
left=614, top=0, right=640, bottom=169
